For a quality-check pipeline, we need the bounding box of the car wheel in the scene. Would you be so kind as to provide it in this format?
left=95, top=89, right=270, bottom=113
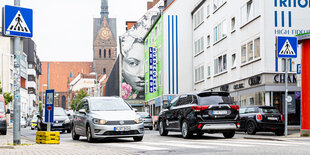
left=86, top=125, right=94, bottom=143
left=247, top=121, right=257, bottom=135
left=72, top=125, right=80, bottom=140
left=223, top=130, right=235, bottom=138
left=67, top=129, right=71, bottom=133
left=181, top=120, right=192, bottom=139
left=133, top=136, right=143, bottom=141
left=149, top=127, right=153, bottom=130
left=159, top=120, right=168, bottom=136
left=275, top=129, right=284, bottom=136
left=31, top=127, right=34, bottom=130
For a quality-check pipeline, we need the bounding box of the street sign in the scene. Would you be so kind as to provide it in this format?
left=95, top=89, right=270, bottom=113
left=44, top=89, right=54, bottom=123
left=297, top=64, right=301, bottom=74
left=277, top=36, right=297, bottom=58
left=2, top=5, right=33, bottom=38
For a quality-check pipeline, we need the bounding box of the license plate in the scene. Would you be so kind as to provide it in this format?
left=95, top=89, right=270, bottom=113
left=53, top=123, right=62, bottom=127
left=267, top=117, right=278, bottom=121
left=212, top=110, right=227, bottom=115
left=114, top=126, right=131, bottom=131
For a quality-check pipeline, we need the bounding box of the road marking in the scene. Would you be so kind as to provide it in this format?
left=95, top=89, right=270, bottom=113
left=141, top=141, right=214, bottom=149
left=166, top=140, right=252, bottom=147
left=104, top=143, right=165, bottom=151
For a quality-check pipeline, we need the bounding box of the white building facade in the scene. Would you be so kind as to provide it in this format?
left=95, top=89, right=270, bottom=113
left=192, top=0, right=310, bottom=125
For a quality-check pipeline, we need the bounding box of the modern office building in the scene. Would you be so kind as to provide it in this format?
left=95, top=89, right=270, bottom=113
left=192, top=0, right=309, bottom=125
left=144, top=0, right=195, bottom=116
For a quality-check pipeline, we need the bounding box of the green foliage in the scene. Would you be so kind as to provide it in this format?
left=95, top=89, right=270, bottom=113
left=0, top=81, right=2, bottom=94
left=39, top=101, right=43, bottom=116
left=3, top=92, right=13, bottom=105
left=70, top=89, right=88, bottom=110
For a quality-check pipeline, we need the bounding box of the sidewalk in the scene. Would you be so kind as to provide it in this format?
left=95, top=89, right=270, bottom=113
left=0, top=132, right=133, bottom=155
left=243, top=131, right=310, bottom=141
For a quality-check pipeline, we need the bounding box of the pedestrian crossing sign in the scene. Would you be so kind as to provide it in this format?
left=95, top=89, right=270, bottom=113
left=2, top=5, right=33, bottom=38
left=277, top=36, right=297, bottom=58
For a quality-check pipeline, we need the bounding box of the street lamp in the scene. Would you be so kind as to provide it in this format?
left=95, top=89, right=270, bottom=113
left=41, top=84, right=47, bottom=104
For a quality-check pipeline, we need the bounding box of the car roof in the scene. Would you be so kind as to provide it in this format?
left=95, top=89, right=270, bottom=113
left=177, top=91, right=230, bottom=97
left=84, top=96, right=122, bottom=100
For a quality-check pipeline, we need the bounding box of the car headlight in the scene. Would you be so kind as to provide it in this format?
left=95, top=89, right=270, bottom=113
left=134, top=115, right=143, bottom=124
left=0, top=117, right=6, bottom=121
left=64, top=118, right=70, bottom=124
left=93, top=118, right=107, bottom=125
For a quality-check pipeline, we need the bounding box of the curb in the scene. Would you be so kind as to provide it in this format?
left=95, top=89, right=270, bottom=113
left=0, top=146, right=14, bottom=149
left=244, top=136, right=285, bottom=141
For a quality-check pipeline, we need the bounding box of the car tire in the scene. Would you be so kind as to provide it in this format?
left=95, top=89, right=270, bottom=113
left=72, top=125, right=80, bottom=140
left=181, top=120, right=192, bottom=139
left=31, top=127, right=34, bottom=130
left=86, top=125, right=94, bottom=143
left=159, top=120, right=168, bottom=136
left=247, top=121, right=257, bottom=135
left=67, top=129, right=71, bottom=133
left=275, top=129, right=284, bottom=136
left=149, top=127, right=153, bottom=130
left=223, top=130, right=235, bottom=138
left=133, top=136, right=143, bottom=141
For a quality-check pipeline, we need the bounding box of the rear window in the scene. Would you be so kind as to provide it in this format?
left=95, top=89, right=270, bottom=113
left=198, top=93, right=234, bottom=105
left=259, top=108, right=280, bottom=114
left=0, top=101, right=4, bottom=113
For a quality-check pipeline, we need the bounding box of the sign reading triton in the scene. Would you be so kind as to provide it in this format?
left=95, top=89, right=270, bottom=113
left=2, top=5, right=33, bottom=38
left=277, top=36, right=297, bottom=58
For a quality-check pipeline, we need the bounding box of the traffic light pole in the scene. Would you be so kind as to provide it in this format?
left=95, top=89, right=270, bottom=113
left=284, top=58, right=288, bottom=137
left=13, top=0, right=21, bottom=145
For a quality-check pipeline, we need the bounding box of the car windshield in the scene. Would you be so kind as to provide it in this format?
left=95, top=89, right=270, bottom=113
left=198, top=95, right=234, bottom=105
left=259, top=108, right=280, bottom=114
left=0, top=101, right=4, bottom=113
left=90, top=98, right=132, bottom=111
left=137, top=112, right=150, bottom=118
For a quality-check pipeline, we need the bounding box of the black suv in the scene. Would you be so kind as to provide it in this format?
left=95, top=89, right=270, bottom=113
left=158, top=92, right=239, bottom=139
left=238, top=106, right=284, bottom=136
left=37, top=107, right=71, bottom=133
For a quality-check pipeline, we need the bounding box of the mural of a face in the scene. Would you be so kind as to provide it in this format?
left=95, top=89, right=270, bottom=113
left=122, top=42, right=145, bottom=92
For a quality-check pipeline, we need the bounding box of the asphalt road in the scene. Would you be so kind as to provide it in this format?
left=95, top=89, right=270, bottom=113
left=10, top=127, right=310, bottom=155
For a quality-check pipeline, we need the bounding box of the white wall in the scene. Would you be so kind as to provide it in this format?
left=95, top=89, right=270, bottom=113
left=0, top=36, right=13, bottom=93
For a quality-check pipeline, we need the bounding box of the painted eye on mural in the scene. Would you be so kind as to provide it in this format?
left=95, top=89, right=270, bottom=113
left=127, top=59, right=139, bottom=67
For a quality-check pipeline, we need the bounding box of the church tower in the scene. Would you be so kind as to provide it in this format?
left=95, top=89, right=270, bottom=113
left=93, top=0, right=117, bottom=76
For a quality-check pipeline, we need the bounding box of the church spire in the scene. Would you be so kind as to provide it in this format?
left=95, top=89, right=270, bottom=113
left=101, top=0, right=109, bottom=19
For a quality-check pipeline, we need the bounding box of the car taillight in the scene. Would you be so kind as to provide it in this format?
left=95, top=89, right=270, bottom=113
left=192, top=105, right=209, bottom=112
left=281, top=115, right=284, bottom=122
left=256, top=114, right=262, bottom=121
left=197, top=124, right=202, bottom=129
left=230, top=105, right=239, bottom=111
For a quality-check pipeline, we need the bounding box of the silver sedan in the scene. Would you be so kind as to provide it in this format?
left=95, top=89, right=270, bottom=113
left=71, top=97, right=144, bottom=143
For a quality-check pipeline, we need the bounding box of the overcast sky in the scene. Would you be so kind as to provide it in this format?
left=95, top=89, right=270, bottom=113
left=0, top=0, right=149, bottom=61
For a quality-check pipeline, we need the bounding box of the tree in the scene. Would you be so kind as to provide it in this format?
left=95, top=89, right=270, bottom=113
left=0, top=81, right=2, bottom=94
left=70, top=89, right=88, bottom=110
left=3, top=92, right=13, bottom=105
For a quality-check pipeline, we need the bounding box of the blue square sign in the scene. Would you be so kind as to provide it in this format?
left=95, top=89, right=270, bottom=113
left=2, top=5, right=33, bottom=38
left=297, top=64, right=301, bottom=74
left=277, top=36, right=297, bottom=58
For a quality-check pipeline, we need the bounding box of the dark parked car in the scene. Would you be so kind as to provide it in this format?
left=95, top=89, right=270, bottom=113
left=137, top=112, right=153, bottom=130
left=238, top=106, right=284, bottom=136
left=0, top=95, right=7, bottom=135
left=37, top=107, right=71, bottom=133
left=158, top=92, right=240, bottom=139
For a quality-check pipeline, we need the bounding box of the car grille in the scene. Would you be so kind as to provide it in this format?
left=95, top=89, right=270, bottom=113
left=105, top=120, right=136, bottom=125
left=102, top=130, right=140, bottom=135
left=53, top=120, right=64, bottom=123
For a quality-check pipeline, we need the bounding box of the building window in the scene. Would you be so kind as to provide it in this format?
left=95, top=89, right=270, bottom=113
left=104, top=49, right=106, bottom=58
left=99, top=49, right=102, bottom=58
left=214, top=54, right=227, bottom=74
left=231, top=17, right=236, bottom=31
left=195, top=65, right=204, bottom=83
left=28, top=75, right=35, bottom=82
left=193, top=7, right=204, bottom=29
left=103, top=68, right=106, bottom=74
left=206, top=5, right=210, bottom=17
left=213, top=20, right=227, bottom=43
left=109, top=49, right=111, bottom=58
left=241, top=0, right=259, bottom=26
left=232, top=53, right=236, bottom=68
left=241, top=37, right=260, bottom=64
left=213, top=0, right=226, bottom=11
left=207, top=35, right=210, bottom=47
left=207, top=66, right=211, bottom=77
left=194, top=36, right=204, bottom=55
left=28, top=64, right=33, bottom=69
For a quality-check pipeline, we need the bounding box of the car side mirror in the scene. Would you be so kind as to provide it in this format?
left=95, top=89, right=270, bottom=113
left=6, top=109, right=10, bottom=114
left=133, top=108, right=138, bottom=112
left=79, top=109, right=86, bottom=114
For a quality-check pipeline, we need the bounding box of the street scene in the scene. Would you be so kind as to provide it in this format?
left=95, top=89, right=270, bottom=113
left=1, top=0, right=310, bottom=155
